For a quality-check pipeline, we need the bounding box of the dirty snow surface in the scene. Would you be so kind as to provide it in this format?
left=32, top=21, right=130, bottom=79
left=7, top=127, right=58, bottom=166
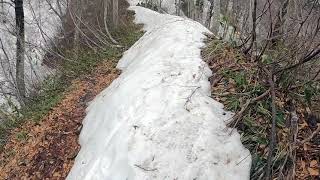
left=68, top=6, right=251, bottom=180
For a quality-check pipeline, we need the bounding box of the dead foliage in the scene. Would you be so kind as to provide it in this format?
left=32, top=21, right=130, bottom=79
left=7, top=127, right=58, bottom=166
left=0, top=59, right=120, bottom=179
left=202, top=35, right=320, bottom=180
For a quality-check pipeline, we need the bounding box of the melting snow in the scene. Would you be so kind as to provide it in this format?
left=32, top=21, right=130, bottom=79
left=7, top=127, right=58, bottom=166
left=68, top=6, right=251, bottom=180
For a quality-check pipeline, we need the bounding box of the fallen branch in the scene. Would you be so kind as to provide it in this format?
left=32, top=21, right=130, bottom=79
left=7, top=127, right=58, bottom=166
left=212, top=91, right=252, bottom=97
left=236, top=153, right=251, bottom=166
left=211, top=75, right=223, bottom=87
left=134, top=164, right=157, bottom=172
left=298, top=124, right=320, bottom=145
left=276, top=48, right=320, bottom=74
left=228, top=89, right=271, bottom=129
left=184, top=86, right=200, bottom=112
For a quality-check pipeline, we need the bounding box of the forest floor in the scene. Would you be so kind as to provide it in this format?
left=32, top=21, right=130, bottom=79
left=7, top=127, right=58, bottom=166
left=202, top=36, right=320, bottom=179
left=0, top=60, right=120, bottom=179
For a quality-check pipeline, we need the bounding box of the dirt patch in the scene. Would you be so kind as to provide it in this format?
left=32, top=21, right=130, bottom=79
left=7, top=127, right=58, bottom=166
left=0, top=59, right=120, bottom=179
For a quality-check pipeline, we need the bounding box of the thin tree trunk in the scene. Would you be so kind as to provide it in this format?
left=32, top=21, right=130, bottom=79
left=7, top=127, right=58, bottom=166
left=178, top=0, right=181, bottom=16
left=112, top=0, right=118, bottom=27
left=15, top=0, right=26, bottom=102
left=56, top=0, right=64, bottom=17
left=175, top=0, right=178, bottom=15
left=73, top=0, right=82, bottom=60
left=266, top=69, right=277, bottom=180
left=1, top=0, right=4, bottom=22
left=243, top=0, right=257, bottom=54
left=104, top=0, right=119, bottom=45
left=271, top=0, right=290, bottom=45
left=205, top=0, right=214, bottom=29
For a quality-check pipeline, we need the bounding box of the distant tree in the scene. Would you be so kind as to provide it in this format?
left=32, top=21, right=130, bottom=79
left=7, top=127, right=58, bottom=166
left=112, top=0, right=118, bottom=27
left=104, top=0, right=119, bottom=44
left=205, top=0, right=214, bottom=29
left=14, top=0, right=26, bottom=102
left=73, top=0, right=82, bottom=59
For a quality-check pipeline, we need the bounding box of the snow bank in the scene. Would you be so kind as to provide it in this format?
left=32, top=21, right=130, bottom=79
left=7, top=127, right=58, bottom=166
left=128, top=0, right=177, bottom=14
left=68, top=6, right=251, bottom=180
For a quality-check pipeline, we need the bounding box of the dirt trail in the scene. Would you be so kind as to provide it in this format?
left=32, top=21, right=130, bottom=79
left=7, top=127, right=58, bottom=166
left=0, top=60, right=119, bottom=179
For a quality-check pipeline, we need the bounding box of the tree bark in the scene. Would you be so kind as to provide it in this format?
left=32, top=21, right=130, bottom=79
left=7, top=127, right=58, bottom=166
left=112, top=0, right=118, bottom=27
left=15, top=0, right=26, bottom=102
left=205, top=0, right=214, bottom=29
left=104, top=0, right=119, bottom=44
left=243, top=0, right=257, bottom=54
left=271, top=0, right=290, bottom=46
left=73, top=0, right=82, bottom=60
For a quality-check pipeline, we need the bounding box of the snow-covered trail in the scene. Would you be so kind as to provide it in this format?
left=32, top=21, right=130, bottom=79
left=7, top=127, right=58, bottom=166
left=68, top=6, right=251, bottom=180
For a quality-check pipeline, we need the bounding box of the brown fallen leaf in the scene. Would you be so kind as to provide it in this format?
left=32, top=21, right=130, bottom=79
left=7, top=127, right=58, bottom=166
left=310, top=160, right=318, bottom=168
left=308, top=167, right=319, bottom=176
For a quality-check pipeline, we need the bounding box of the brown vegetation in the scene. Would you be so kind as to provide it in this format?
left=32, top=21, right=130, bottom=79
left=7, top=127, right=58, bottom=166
left=0, top=59, right=119, bottom=179
left=202, top=36, right=320, bottom=179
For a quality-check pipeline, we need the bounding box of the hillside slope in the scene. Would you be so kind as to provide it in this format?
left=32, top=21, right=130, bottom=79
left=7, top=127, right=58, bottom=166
left=68, top=6, right=251, bottom=180
left=0, top=1, right=143, bottom=178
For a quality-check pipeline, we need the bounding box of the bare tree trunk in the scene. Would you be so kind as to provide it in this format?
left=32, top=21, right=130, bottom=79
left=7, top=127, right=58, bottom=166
left=178, top=0, right=181, bottom=16
left=266, top=68, right=277, bottom=180
left=205, top=0, right=214, bottom=28
left=104, top=0, right=119, bottom=45
left=15, top=0, right=26, bottom=102
left=112, top=0, right=118, bottom=27
left=243, top=0, right=257, bottom=55
left=56, top=0, right=64, bottom=17
left=73, top=0, right=82, bottom=60
left=0, top=0, right=4, bottom=22
left=175, top=0, right=178, bottom=15
left=271, top=0, right=290, bottom=45
left=220, top=0, right=230, bottom=15
left=211, top=0, right=220, bottom=34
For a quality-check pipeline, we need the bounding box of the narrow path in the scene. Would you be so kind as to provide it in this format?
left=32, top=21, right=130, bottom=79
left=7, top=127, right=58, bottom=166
left=68, top=6, right=251, bottom=180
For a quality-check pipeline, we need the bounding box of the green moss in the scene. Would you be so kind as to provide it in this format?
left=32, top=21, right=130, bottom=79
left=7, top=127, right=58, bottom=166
left=22, top=76, right=66, bottom=122
left=16, top=131, right=28, bottom=142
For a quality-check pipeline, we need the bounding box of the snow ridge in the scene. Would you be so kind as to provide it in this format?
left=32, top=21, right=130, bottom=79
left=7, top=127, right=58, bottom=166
left=68, top=6, right=251, bottom=180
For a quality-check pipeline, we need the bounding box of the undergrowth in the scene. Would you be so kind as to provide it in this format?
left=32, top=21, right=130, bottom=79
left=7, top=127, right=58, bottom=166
left=202, top=36, right=320, bottom=179
left=0, top=12, right=143, bottom=150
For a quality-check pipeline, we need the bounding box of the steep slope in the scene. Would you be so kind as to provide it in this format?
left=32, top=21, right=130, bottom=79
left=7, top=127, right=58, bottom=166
left=68, top=6, right=251, bottom=180
left=0, top=2, right=142, bottom=178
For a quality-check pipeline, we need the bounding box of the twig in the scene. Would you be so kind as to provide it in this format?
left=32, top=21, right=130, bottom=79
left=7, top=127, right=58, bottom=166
left=236, top=153, right=251, bottom=166
left=184, top=87, right=200, bottom=112
left=134, top=164, right=157, bottom=171
left=298, top=124, right=320, bottom=145
left=211, top=75, right=223, bottom=87
left=276, top=47, right=320, bottom=74
left=212, top=91, right=252, bottom=97
left=311, top=69, right=320, bottom=81
left=228, top=89, right=270, bottom=130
